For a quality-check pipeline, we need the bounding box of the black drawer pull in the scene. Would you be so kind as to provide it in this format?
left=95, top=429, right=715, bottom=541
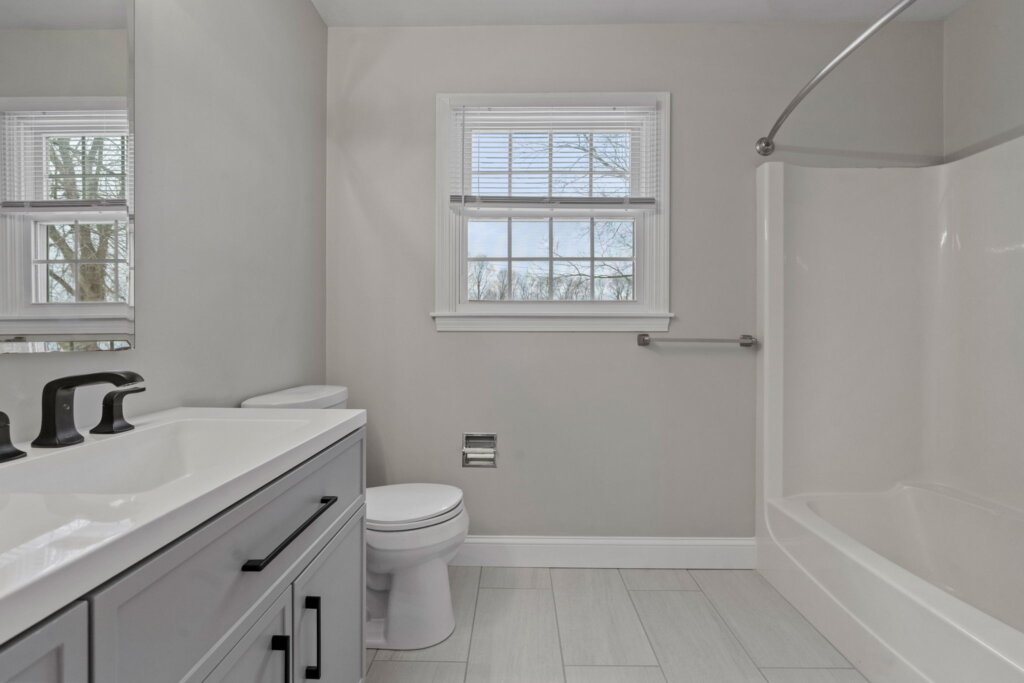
left=304, top=596, right=323, bottom=679
left=271, top=634, right=291, bottom=683
left=242, top=497, right=338, bottom=572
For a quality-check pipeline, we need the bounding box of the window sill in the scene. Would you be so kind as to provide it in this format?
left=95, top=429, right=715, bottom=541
left=431, top=312, right=673, bottom=332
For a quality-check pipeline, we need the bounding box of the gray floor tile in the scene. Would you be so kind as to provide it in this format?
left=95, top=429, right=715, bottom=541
left=691, top=571, right=848, bottom=669
left=551, top=569, right=657, bottom=666
left=564, top=666, right=667, bottom=683
left=761, top=669, right=868, bottom=683
left=631, top=590, right=765, bottom=683
left=481, top=566, right=552, bottom=589
left=376, top=565, right=481, bottom=662
left=366, top=648, right=377, bottom=675
left=466, top=588, right=564, bottom=683
left=367, top=661, right=467, bottom=683
left=619, top=569, right=699, bottom=591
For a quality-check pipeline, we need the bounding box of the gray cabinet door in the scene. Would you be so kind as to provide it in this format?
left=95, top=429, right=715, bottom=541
left=0, top=602, right=88, bottom=683
left=204, top=589, right=293, bottom=683
left=293, top=507, right=365, bottom=683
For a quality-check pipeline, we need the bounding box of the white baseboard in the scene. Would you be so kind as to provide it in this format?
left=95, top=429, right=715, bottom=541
left=451, top=535, right=756, bottom=569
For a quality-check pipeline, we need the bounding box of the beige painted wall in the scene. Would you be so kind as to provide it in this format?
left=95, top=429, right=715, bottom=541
left=0, top=29, right=127, bottom=97
left=943, top=0, right=1024, bottom=159
left=325, top=22, right=944, bottom=537
left=0, top=0, right=326, bottom=443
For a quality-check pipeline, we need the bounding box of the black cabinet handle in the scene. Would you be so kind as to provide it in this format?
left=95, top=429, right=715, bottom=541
left=242, top=497, right=338, bottom=572
left=304, top=596, right=323, bottom=679
left=271, top=634, right=291, bottom=683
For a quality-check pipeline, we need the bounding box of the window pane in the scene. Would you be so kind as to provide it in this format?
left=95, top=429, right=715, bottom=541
left=552, top=221, right=590, bottom=258
left=468, top=220, right=508, bottom=258
left=594, top=220, right=633, bottom=258
left=472, top=132, right=509, bottom=171
left=511, top=261, right=550, bottom=300
left=467, top=260, right=508, bottom=301
left=592, top=174, right=629, bottom=197
left=47, top=135, right=127, bottom=200
left=595, top=261, right=634, bottom=301
left=46, top=224, right=75, bottom=260
left=78, top=263, right=123, bottom=302
left=78, top=223, right=123, bottom=260
left=511, top=133, right=549, bottom=171
left=551, top=173, right=590, bottom=197
left=510, top=173, right=548, bottom=196
left=511, top=220, right=549, bottom=257
left=592, top=132, right=630, bottom=174
left=551, top=133, right=590, bottom=171
left=45, top=263, right=75, bottom=302
left=553, top=261, right=591, bottom=301
left=118, top=263, right=129, bottom=301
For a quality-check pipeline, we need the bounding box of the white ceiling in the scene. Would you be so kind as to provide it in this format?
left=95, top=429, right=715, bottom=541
left=0, top=0, right=127, bottom=29
left=311, top=0, right=972, bottom=27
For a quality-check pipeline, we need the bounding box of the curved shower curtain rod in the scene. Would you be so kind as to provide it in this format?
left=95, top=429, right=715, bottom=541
left=755, top=0, right=920, bottom=156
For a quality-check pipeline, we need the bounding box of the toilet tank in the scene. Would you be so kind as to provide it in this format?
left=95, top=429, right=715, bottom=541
left=241, top=385, right=348, bottom=409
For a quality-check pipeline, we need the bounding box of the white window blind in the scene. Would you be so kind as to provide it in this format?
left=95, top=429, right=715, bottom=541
left=1, top=110, right=131, bottom=209
left=448, top=105, right=661, bottom=208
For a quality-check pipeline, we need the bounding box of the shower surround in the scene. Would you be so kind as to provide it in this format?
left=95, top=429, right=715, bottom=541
left=756, top=135, right=1024, bottom=682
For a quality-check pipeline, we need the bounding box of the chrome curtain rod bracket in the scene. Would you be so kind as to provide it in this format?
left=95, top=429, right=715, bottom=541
left=637, top=334, right=759, bottom=348
left=755, top=0, right=919, bottom=156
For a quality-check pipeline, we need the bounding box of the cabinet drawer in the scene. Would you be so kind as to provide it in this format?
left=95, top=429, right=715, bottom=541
left=92, top=429, right=365, bottom=683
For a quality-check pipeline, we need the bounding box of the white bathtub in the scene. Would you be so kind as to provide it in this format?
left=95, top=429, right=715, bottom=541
left=763, top=483, right=1024, bottom=682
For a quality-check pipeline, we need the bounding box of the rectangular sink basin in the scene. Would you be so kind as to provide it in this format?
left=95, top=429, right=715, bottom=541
left=0, top=417, right=309, bottom=495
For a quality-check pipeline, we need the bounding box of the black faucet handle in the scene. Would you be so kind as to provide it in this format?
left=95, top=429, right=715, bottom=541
left=90, top=386, right=147, bottom=435
left=0, top=411, right=27, bottom=463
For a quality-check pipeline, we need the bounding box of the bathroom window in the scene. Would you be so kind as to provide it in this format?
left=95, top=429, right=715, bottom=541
left=433, top=93, right=671, bottom=331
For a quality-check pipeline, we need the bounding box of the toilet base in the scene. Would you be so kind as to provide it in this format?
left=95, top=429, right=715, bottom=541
left=365, top=557, right=456, bottom=649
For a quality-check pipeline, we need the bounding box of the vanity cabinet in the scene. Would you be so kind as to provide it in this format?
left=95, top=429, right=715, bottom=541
left=0, top=602, right=88, bottom=683
left=89, top=427, right=366, bottom=683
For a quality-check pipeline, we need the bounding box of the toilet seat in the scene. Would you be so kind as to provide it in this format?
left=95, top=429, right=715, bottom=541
left=366, top=483, right=464, bottom=532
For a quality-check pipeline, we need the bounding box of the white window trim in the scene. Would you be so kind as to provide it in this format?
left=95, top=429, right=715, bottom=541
left=432, top=92, right=672, bottom=332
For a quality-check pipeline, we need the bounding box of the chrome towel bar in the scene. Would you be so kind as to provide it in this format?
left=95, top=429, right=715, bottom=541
left=637, top=334, right=759, bottom=348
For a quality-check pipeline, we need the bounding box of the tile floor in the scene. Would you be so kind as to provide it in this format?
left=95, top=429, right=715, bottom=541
left=365, top=567, right=868, bottom=683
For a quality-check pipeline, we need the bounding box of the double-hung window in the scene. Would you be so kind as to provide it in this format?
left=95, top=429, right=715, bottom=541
left=0, top=105, right=132, bottom=337
left=433, top=93, right=671, bottom=331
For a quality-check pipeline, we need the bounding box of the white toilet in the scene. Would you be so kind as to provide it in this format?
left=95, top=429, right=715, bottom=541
left=242, top=385, right=469, bottom=651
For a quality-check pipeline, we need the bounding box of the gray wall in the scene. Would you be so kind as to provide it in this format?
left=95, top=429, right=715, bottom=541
left=0, top=0, right=327, bottom=443
left=943, top=0, right=1024, bottom=159
left=0, top=29, right=127, bottom=97
left=325, top=22, right=944, bottom=537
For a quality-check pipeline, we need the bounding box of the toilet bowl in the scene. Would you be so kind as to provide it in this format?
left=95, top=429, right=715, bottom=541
left=241, top=386, right=468, bottom=651
left=365, top=483, right=469, bottom=650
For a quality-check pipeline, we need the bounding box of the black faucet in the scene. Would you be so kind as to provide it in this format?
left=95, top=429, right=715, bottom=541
left=32, top=371, right=145, bottom=448
left=0, top=412, right=27, bottom=463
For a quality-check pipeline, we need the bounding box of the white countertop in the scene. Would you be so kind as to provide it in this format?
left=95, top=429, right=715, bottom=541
left=0, top=406, right=366, bottom=646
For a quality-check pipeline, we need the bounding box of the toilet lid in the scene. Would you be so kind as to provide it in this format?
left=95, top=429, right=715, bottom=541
left=366, top=484, right=464, bottom=526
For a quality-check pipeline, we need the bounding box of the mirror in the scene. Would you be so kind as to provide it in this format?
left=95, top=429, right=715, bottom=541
left=0, top=0, right=133, bottom=353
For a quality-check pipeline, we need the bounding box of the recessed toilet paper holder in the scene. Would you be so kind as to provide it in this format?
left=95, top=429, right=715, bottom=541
left=463, top=433, right=497, bottom=467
